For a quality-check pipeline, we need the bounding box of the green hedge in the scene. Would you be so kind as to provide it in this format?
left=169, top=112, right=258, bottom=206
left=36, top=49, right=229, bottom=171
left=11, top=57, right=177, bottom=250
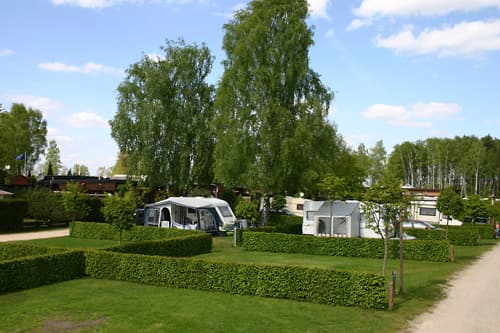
left=267, top=215, right=303, bottom=234
left=0, top=243, right=66, bottom=261
left=105, top=233, right=212, bottom=257
left=70, top=222, right=200, bottom=241
left=0, top=199, right=28, bottom=231
left=85, top=250, right=386, bottom=309
left=454, top=225, right=495, bottom=240
left=241, top=232, right=450, bottom=262
left=0, top=250, right=86, bottom=294
left=405, top=228, right=479, bottom=246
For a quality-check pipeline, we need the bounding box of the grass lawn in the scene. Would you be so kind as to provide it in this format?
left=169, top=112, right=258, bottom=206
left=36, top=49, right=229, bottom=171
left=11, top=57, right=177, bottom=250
left=0, top=236, right=496, bottom=332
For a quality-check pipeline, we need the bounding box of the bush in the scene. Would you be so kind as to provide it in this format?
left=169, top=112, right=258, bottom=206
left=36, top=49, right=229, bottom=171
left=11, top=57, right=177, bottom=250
left=405, top=228, right=479, bottom=246
left=105, top=233, right=212, bottom=257
left=84, top=250, right=386, bottom=309
left=241, top=232, right=450, bottom=262
left=0, top=243, right=66, bottom=261
left=102, top=194, right=136, bottom=244
left=83, top=197, right=104, bottom=222
left=0, top=250, right=86, bottom=294
left=0, top=199, right=28, bottom=231
left=267, top=215, right=302, bottom=234
left=70, top=222, right=202, bottom=242
left=456, top=224, right=495, bottom=240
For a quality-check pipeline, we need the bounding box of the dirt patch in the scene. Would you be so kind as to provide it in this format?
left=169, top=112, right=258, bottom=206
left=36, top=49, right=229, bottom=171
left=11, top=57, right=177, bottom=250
left=23, top=317, right=106, bottom=333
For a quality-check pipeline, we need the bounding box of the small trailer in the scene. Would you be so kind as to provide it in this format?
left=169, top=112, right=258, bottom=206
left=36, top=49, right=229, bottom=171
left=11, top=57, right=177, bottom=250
left=138, top=197, right=236, bottom=234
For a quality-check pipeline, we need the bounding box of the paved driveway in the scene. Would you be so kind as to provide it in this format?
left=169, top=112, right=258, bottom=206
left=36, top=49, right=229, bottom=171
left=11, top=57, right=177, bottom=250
left=405, top=243, right=500, bottom=333
left=0, top=228, right=69, bottom=242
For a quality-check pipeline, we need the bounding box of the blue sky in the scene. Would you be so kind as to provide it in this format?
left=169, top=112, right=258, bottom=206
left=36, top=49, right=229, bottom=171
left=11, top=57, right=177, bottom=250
left=1, top=0, right=499, bottom=175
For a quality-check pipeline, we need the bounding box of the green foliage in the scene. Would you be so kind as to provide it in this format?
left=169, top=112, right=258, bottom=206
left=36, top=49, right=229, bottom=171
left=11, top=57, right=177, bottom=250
left=0, top=199, right=27, bottom=231
left=235, top=198, right=259, bottom=224
left=111, top=39, right=215, bottom=191
left=267, top=214, right=303, bottom=234
left=83, top=196, right=104, bottom=222
left=102, top=193, right=136, bottom=244
left=44, top=140, right=62, bottom=175
left=0, top=250, right=85, bottom=294
left=62, top=182, right=89, bottom=222
left=0, top=103, right=47, bottom=174
left=241, top=232, right=450, bottom=262
left=464, top=194, right=489, bottom=220
left=214, top=0, right=340, bottom=194
left=105, top=233, right=212, bottom=257
left=27, top=188, right=68, bottom=223
left=0, top=243, right=66, bottom=261
left=72, top=163, right=90, bottom=176
left=84, top=250, right=386, bottom=309
left=220, top=188, right=238, bottom=210
left=405, top=228, right=479, bottom=246
left=69, top=222, right=198, bottom=242
left=270, top=194, right=286, bottom=211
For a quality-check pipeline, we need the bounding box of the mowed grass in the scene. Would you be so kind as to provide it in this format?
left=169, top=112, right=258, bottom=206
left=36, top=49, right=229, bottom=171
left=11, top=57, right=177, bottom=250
left=0, top=235, right=496, bottom=332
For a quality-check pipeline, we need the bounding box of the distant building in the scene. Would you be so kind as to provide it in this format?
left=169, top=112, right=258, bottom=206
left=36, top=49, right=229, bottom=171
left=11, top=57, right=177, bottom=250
left=37, top=175, right=128, bottom=195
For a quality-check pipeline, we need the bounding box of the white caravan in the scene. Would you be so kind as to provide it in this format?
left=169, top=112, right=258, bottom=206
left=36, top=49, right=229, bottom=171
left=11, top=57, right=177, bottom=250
left=140, top=197, right=237, bottom=234
left=409, top=196, right=463, bottom=226
left=302, top=200, right=414, bottom=239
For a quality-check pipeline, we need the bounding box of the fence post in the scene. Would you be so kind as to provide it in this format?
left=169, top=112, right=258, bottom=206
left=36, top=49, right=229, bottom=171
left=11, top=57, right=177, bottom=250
left=233, top=226, right=238, bottom=248
left=389, top=270, right=396, bottom=310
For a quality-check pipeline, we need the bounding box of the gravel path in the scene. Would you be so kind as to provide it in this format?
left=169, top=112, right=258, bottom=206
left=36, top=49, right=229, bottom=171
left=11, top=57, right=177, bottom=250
left=405, top=243, right=500, bottom=333
left=0, top=228, right=69, bottom=242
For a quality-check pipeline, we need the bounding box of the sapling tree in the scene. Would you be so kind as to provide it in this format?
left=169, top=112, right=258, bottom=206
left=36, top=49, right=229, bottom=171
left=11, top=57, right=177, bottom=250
left=437, top=188, right=464, bottom=239
left=235, top=197, right=259, bottom=226
left=102, top=191, right=136, bottom=244
left=363, top=178, right=405, bottom=276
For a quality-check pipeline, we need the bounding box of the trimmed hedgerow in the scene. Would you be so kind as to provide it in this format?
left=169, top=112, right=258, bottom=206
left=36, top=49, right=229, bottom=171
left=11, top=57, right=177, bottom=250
left=70, top=222, right=200, bottom=241
left=0, top=243, right=66, bottom=261
left=267, top=215, right=303, bottom=234
left=454, top=224, right=495, bottom=240
left=84, top=250, right=386, bottom=310
left=405, top=228, right=479, bottom=246
left=105, top=233, right=212, bottom=257
left=241, top=232, right=450, bottom=262
left=0, top=250, right=86, bottom=294
left=0, top=199, right=28, bottom=231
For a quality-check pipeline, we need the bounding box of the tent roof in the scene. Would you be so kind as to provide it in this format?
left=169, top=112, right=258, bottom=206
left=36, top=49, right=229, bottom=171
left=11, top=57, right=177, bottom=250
left=316, top=201, right=359, bottom=217
left=147, top=197, right=228, bottom=209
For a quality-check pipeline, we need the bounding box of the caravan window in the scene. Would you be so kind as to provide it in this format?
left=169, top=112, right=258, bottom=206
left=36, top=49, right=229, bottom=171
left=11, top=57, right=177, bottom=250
left=306, top=211, right=315, bottom=221
left=419, top=207, right=436, bottom=216
left=218, top=205, right=233, bottom=218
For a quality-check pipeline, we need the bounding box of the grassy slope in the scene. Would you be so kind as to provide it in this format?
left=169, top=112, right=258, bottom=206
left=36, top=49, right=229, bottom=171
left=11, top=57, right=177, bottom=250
left=0, top=236, right=496, bottom=333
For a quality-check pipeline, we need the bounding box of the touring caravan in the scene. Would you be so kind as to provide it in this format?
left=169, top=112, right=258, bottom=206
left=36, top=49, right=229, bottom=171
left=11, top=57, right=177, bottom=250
left=139, top=197, right=237, bottom=234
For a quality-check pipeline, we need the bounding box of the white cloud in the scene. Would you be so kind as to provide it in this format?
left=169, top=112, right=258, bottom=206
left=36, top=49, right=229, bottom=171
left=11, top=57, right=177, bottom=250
left=375, top=20, right=500, bottom=57
left=308, top=0, right=330, bottom=19
left=361, top=102, right=460, bottom=127
left=146, top=53, right=165, bottom=62
left=353, top=0, right=500, bottom=19
left=51, top=0, right=210, bottom=9
left=1, top=94, right=62, bottom=113
left=325, top=28, right=335, bottom=39
left=346, top=18, right=372, bottom=31
left=0, top=49, right=15, bottom=56
left=65, top=111, right=109, bottom=128
left=38, top=61, right=124, bottom=76
left=47, top=127, right=74, bottom=143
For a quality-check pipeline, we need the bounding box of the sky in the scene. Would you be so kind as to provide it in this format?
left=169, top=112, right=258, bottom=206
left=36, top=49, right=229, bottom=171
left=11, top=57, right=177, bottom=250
left=1, top=0, right=499, bottom=175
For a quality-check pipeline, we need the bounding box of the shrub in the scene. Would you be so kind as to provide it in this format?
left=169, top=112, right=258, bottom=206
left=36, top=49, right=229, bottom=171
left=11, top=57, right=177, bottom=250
left=83, top=197, right=104, bottom=222
left=271, top=194, right=286, bottom=211
left=241, top=232, right=450, bottom=262
left=267, top=215, right=302, bottom=234
left=0, top=243, right=66, bottom=261
left=405, top=228, right=479, bottom=246
left=0, top=199, right=28, bottom=231
left=235, top=197, right=259, bottom=225
left=62, top=182, right=88, bottom=222
left=0, top=250, right=86, bottom=294
left=105, top=233, right=212, bottom=257
left=84, top=250, right=386, bottom=309
left=70, top=222, right=201, bottom=242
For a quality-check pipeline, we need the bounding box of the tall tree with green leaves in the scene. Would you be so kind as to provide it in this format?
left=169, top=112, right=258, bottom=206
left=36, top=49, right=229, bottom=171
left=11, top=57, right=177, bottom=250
left=102, top=190, right=136, bottom=245
left=368, top=140, right=387, bottom=186
left=214, top=0, right=339, bottom=195
left=62, top=182, right=88, bottom=222
left=0, top=103, right=47, bottom=175
left=72, top=164, right=90, bottom=176
left=110, top=39, right=215, bottom=193
left=44, top=140, right=62, bottom=175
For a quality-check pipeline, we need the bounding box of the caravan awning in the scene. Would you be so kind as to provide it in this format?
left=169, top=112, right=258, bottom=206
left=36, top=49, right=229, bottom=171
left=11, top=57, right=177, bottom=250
left=147, top=197, right=227, bottom=209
